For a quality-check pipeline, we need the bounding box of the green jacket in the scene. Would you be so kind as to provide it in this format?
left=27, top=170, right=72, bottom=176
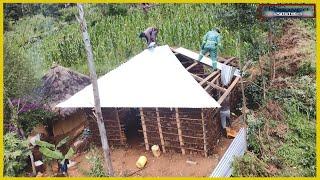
left=201, top=30, right=221, bottom=49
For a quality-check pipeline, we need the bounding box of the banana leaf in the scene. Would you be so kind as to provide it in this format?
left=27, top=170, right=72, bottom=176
left=35, top=140, right=55, bottom=149
left=65, top=148, right=75, bottom=159
left=61, top=148, right=75, bottom=164
left=56, top=136, right=70, bottom=148
left=39, top=147, right=64, bottom=160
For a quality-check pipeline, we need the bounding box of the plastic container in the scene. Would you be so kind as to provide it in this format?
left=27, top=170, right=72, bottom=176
left=151, top=145, right=161, bottom=157
left=136, top=156, right=147, bottom=169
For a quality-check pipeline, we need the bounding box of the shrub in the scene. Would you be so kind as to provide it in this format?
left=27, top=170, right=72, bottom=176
left=4, top=132, right=30, bottom=177
left=86, top=146, right=108, bottom=177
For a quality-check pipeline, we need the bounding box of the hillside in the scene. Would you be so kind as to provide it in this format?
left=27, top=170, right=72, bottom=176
left=233, top=19, right=316, bottom=177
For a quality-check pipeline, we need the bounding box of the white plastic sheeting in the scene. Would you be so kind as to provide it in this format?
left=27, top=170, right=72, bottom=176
left=56, top=45, right=220, bottom=108
left=210, top=128, right=247, bottom=177
left=174, top=47, right=241, bottom=77
left=221, top=63, right=236, bottom=86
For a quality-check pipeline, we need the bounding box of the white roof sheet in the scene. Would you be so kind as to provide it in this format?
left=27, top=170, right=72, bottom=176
left=174, top=47, right=241, bottom=77
left=56, top=45, right=220, bottom=108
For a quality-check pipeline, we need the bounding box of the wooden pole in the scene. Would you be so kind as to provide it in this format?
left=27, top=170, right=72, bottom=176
left=175, top=108, right=185, bottom=155
left=77, top=4, right=114, bottom=176
left=139, top=108, right=149, bottom=150
left=156, top=108, right=166, bottom=153
left=201, top=109, right=208, bottom=157
left=218, top=77, right=241, bottom=104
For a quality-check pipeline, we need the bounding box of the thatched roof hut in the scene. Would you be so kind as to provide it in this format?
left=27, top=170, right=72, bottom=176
left=39, top=65, right=91, bottom=116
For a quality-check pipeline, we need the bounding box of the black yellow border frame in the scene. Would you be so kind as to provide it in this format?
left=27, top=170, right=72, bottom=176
left=0, top=1, right=318, bottom=179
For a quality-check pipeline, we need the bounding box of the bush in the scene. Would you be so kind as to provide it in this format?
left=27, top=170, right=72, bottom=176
left=246, top=113, right=265, bottom=155
left=232, top=153, right=271, bottom=177
left=4, top=132, right=30, bottom=177
left=245, top=76, right=265, bottom=109
left=269, top=76, right=315, bottom=119
left=86, top=146, right=108, bottom=177
left=297, top=61, right=316, bottom=77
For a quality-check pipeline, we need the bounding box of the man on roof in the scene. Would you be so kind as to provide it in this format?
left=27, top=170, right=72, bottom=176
left=198, top=28, right=222, bottom=70
left=139, top=27, right=158, bottom=48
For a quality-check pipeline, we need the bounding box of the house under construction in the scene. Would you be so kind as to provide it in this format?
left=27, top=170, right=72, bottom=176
left=56, top=45, right=241, bottom=157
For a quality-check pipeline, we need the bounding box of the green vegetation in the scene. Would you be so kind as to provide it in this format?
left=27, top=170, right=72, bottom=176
left=5, top=4, right=269, bottom=78
left=4, top=132, right=30, bottom=177
left=85, top=146, right=108, bottom=177
left=232, top=19, right=315, bottom=176
left=35, top=136, right=75, bottom=175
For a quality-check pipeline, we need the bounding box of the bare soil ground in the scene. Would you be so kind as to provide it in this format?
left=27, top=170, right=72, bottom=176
left=67, top=137, right=233, bottom=177
left=65, top=118, right=246, bottom=177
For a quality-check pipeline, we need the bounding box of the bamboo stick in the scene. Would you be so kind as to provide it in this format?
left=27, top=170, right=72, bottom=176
left=175, top=108, right=185, bottom=154
left=156, top=108, right=166, bottom=153
left=201, top=109, right=208, bottom=157
left=139, top=108, right=149, bottom=150
left=114, top=108, right=124, bottom=145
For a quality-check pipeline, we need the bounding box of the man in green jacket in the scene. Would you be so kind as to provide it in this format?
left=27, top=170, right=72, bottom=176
left=198, top=28, right=222, bottom=70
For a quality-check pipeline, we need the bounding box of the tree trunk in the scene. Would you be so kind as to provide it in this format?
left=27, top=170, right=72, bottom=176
left=76, top=4, right=114, bottom=176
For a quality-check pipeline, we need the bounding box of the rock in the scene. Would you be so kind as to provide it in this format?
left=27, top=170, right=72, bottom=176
left=186, top=160, right=197, bottom=165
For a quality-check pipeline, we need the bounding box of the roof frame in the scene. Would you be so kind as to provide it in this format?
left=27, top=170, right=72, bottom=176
left=171, top=48, right=240, bottom=104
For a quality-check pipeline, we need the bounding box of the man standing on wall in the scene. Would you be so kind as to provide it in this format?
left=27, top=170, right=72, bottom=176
left=198, top=28, right=222, bottom=70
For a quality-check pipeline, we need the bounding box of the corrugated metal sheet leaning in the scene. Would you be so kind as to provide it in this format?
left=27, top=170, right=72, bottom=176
left=210, top=128, right=247, bottom=177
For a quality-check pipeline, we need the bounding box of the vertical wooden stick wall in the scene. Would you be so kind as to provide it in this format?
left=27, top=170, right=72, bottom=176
left=139, top=108, right=149, bottom=150
left=201, top=109, right=208, bottom=157
left=115, top=108, right=124, bottom=145
left=175, top=108, right=185, bottom=155
left=156, top=108, right=166, bottom=153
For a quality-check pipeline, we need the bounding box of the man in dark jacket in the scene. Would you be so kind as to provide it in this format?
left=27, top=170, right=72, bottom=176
left=139, top=27, right=158, bottom=48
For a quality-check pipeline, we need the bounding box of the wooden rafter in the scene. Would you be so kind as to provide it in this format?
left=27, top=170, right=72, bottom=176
left=217, top=76, right=241, bottom=104
left=203, top=57, right=237, bottom=91
left=186, top=62, right=199, bottom=71
left=191, top=74, right=226, bottom=92
left=200, top=71, right=219, bottom=85
left=204, top=74, right=221, bottom=91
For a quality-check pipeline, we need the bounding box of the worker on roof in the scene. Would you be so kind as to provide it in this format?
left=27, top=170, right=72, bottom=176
left=139, top=27, right=158, bottom=48
left=198, top=28, right=222, bottom=70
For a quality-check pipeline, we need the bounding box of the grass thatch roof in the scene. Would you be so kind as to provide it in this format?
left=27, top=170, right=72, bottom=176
left=39, top=65, right=91, bottom=116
